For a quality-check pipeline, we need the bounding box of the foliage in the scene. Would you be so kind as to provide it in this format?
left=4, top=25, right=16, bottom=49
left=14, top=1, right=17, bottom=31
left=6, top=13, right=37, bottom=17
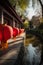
left=9, top=0, right=29, bottom=10
left=9, top=0, right=17, bottom=6
left=23, top=20, right=29, bottom=28
left=37, top=23, right=43, bottom=35
left=38, top=23, right=43, bottom=29
left=18, top=0, right=29, bottom=10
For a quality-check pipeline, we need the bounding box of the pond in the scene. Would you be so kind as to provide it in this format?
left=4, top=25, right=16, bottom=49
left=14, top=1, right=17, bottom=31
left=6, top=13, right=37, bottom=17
left=23, top=36, right=43, bottom=65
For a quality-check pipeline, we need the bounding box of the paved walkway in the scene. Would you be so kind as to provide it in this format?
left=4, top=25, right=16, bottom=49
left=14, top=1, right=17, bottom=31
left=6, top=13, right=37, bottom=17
left=0, top=37, right=24, bottom=65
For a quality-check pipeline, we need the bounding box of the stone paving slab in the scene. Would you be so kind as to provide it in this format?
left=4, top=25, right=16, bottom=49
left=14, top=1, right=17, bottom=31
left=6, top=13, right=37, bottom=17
left=0, top=37, right=24, bottom=65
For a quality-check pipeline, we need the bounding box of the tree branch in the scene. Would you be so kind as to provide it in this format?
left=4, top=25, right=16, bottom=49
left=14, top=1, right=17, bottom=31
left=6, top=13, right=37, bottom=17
left=38, top=0, right=43, bottom=7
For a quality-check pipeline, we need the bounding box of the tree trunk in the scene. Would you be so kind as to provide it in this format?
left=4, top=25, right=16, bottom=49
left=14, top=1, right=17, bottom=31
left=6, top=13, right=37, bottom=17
left=42, top=5, right=43, bottom=18
left=38, top=0, right=43, bottom=19
left=38, top=0, right=43, bottom=65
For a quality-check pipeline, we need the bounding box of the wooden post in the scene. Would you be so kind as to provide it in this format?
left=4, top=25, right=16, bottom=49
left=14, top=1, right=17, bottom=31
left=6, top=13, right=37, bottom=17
left=13, top=18, right=15, bottom=27
left=1, top=10, right=4, bottom=24
left=20, top=24, right=21, bottom=29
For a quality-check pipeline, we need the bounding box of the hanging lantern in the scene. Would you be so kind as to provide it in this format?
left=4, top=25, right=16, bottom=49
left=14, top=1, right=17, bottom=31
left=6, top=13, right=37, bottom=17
left=0, top=24, right=3, bottom=49
left=19, top=29, right=24, bottom=34
left=0, top=24, right=3, bottom=41
left=19, top=29, right=22, bottom=34
left=4, top=25, right=13, bottom=41
left=0, top=24, right=3, bottom=30
left=0, top=30, right=2, bottom=41
left=13, top=27, right=19, bottom=37
left=16, top=28, right=19, bottom=35
left=1, top=25, right=13, bottom=50
left=0, top=30, right=2, bottom=49
left=21, top=29, right=24, bottom=33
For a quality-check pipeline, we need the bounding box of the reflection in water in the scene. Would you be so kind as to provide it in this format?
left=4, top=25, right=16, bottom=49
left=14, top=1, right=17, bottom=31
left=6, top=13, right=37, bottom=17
left=23, top=37, right=42, bottom=65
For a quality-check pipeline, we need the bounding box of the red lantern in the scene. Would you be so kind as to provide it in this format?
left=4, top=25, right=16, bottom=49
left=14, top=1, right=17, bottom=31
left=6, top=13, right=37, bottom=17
left=3, top=25, right=13, bottom=41
left=0, top=24, right=3, bottom=30
left=0, top=30, right=2, bottom=41
left=0, top=24, right=3, bottom=49
left=19, top=29, right=21, bottom=34
left=13, top=27, right=19, bottom=37
left=0, top=24, right=3, bottom=41
left=21, top=29, right=24, bottom=33
left=0, top=32, right=2, bottom=48
left=19, top=29, right=24, bottom=34
left=0, top=24, right=13, bottom=50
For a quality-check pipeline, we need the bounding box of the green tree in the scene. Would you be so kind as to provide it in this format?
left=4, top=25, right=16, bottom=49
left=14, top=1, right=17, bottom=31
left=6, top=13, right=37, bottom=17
left=9, top=0, right=29, bottom=10
left=23, top=19, right=29, bottom=28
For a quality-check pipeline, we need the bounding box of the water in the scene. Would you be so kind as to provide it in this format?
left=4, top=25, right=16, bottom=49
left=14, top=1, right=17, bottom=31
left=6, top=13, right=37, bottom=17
left=23, top=43, right=41, bottom=65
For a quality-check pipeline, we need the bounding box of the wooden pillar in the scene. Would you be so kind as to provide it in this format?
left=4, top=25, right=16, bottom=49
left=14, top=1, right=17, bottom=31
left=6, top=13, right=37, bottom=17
left=13, top=18, right=15, bottom=27
left=1, top=10, right=4, bottom=24
left=19, top=23, right=21, bottom=28
left=17, top=21, right=20, bottom=28
left=17, top=22, right=19, bottom=28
